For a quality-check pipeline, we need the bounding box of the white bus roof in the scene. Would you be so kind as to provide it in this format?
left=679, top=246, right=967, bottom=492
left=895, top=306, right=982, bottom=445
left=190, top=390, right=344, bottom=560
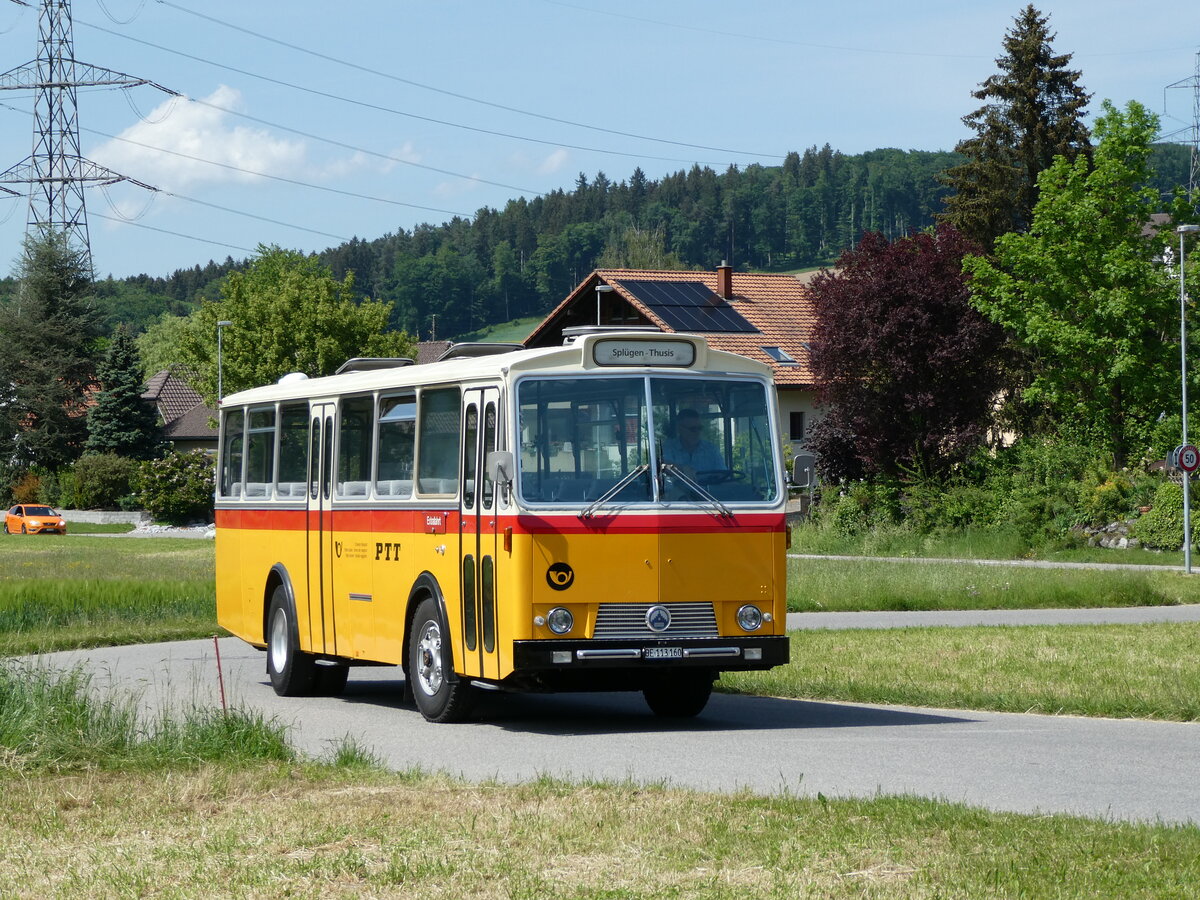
left=220, top=331, right=774, bottom=407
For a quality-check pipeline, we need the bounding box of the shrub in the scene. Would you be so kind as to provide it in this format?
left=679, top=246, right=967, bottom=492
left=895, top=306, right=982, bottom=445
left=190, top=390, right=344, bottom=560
left=1132, top=482, right=1185, bottom=550
left=137, top=451, right=215, bottom=525
left=11, top=471, right=40, bottom=504
left=72, top=453, right=139, bottom=510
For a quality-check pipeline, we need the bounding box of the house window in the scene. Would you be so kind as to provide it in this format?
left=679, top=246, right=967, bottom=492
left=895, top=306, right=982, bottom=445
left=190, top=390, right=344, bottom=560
left=789, top=411, right=805, bottom=442
left=762, top=346, right=798, bottom=365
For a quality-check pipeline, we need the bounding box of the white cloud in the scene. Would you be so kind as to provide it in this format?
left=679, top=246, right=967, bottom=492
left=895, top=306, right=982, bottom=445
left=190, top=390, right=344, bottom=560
left=90, top=85, right=308, bottom=191
left=537, top=148, right=570, bottom=175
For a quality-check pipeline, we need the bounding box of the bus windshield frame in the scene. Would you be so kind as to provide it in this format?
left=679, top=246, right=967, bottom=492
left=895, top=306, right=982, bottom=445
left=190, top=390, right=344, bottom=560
left=515, top=373, right=780, bottom=508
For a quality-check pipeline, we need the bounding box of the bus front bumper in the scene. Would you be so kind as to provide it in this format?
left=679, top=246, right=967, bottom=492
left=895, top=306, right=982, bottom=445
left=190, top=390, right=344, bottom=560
left=512, top=635, right=789, bottom=672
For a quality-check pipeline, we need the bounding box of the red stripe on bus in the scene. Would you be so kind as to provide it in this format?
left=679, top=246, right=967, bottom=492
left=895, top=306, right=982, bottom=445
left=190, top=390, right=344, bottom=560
left=215, top=507, right=782, bottom=535
left=511, top=512, right=785, bottom=535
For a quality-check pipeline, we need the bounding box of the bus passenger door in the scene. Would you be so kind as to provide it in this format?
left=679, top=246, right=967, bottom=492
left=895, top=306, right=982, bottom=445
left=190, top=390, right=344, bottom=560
left=459, top=387, right=502, bottom=681
left=306, top=403, right=336, bottom=656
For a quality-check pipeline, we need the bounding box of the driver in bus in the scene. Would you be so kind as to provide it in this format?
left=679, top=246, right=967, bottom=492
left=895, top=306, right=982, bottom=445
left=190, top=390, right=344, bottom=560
left=661, top=409, right=723, bottom=477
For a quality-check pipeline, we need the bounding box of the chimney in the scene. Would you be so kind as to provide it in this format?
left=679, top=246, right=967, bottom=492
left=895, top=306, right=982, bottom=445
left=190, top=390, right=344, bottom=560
left=716, top=261, right=733, bottom=300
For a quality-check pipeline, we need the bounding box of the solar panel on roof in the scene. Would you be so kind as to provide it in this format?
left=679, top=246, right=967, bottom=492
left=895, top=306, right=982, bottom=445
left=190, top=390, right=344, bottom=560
left=615, top=279, right=760, bottom=334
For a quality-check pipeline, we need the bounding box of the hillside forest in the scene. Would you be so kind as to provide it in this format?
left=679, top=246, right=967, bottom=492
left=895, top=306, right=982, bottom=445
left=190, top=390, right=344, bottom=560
left=0, top=142, right=1190, bottom=343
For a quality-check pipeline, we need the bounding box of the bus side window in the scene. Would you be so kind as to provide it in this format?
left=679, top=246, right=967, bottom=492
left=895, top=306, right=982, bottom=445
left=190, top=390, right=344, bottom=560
left=336, top=395, right=373, bottom=497
left=244, top=407, right=275, bottom=498
left=308, top=416, right=321, bottom=501
left=482, top=401, right=497, bottom=510
left=417, top=387, right=461, bottom=495
left=376, top=395, right=415, bottom=498
left=219, top=409, right=245, bottom=498
left=278, top=403, right=309, bottom=497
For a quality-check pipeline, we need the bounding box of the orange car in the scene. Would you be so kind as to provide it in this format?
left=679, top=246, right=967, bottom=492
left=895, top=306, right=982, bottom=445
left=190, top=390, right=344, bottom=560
left=3, top=504, right=68, bottom=535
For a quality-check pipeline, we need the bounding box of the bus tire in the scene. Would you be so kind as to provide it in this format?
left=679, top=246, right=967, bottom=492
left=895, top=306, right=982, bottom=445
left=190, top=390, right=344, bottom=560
left=643, top=670, right=714, bottom=718
left=266, top=585, right=317, bottom=696
left=409, top=596, right=474, bottom=723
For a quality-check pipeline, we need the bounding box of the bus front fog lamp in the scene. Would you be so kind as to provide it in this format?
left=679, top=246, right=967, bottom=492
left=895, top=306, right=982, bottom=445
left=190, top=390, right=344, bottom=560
left=737, top=604, right=764, bottom=631
left=547, top=607, right=574, bottom=634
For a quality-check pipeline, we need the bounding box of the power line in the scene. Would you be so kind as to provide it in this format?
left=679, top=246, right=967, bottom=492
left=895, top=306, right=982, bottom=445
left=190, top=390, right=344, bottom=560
left=0, top=98, right=476, bottom=219
left=79, top=17, right=737, bottom=168
left=91, top=208, right=255, bottom=253
left=153, top=0, right=784, bottom=160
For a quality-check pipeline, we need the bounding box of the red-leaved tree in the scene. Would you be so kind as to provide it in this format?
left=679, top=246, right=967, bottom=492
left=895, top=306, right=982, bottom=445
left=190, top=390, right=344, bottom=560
left=807, top=225, right=1002, bottom=481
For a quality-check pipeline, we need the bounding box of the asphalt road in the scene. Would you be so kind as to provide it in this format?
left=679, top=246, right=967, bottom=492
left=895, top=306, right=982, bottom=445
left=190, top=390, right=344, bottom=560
left=33, top=635, right=1200, bottom=826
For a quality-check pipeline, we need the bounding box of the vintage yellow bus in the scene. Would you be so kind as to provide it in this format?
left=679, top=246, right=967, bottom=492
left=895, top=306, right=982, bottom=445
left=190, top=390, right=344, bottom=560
left=215, top=330, right=789, bottom=722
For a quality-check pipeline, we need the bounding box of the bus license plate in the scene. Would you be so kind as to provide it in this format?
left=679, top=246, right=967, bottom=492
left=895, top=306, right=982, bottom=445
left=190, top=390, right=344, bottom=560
left=644, top=647, right=683, bottom=660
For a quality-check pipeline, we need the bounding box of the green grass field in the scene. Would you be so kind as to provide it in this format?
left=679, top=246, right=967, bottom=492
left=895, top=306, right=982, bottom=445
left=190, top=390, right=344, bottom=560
left=0, top=536, right=217, bottom=654
left=723, top=622, right=1200, bottom=720
left=787, top=556, right=1200, bottom=612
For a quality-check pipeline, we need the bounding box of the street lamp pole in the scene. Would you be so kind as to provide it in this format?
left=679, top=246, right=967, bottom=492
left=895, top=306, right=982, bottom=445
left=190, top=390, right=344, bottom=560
left=216, top=320, right=233, bottom=402
left=1178, top=225, right=1199, bottom=574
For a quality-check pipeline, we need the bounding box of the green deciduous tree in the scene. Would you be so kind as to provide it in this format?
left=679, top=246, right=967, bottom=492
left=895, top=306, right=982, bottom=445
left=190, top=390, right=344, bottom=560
left=965, top=100, right=1174, bottom=467
left=177, top=245, right=415, bottom=404
left=0, top=231, right=101, bottom=469
left=85, top=324, right=164, bottom=459
left=939, top=5, right=1091, bottom=249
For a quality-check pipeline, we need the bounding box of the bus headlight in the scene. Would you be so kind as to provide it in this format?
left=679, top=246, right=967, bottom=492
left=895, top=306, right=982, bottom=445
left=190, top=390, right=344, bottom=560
left=736, top=604, right=763, bottom=632
left=546, top=607, right=574, bottom=635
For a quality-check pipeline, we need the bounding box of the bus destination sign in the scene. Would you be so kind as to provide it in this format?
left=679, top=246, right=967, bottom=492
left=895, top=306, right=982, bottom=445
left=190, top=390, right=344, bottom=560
left=593, top=339, right=695, bottom=367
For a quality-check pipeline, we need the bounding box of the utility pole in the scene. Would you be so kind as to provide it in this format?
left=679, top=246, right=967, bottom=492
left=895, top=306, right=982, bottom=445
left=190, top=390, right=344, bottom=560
left=0, top=0, right=170, bottom=273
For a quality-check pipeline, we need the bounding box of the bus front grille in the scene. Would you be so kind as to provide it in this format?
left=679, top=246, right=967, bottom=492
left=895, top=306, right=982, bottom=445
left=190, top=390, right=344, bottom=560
left=592, top=602, right=719, bottom=639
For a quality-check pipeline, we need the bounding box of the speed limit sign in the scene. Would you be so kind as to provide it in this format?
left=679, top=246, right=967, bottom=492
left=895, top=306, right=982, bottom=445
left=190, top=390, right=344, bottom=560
left=1181, top=444, right=1200, bottom=473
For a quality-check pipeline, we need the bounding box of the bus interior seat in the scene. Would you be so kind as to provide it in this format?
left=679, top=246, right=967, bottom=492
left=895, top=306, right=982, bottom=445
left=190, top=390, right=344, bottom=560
left=277, top=482, right=306, bottom=497
left=340, top=481, right=370, bottom=497
left=375, top=479, right=413, bottom=497
left=417, top=478, right=457, bottom=495
left=244, top=483, right=268, bottom=498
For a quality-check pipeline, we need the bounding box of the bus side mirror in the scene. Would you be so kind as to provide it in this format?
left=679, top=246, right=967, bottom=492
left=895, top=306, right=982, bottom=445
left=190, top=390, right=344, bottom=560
left=790, top=453, right=815, bottom=488
left=487, top=450, right=514, bottom=487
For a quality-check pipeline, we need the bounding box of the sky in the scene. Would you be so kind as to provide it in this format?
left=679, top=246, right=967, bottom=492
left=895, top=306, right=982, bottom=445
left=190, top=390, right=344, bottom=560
left=0, top=0, right=1196, bottom=281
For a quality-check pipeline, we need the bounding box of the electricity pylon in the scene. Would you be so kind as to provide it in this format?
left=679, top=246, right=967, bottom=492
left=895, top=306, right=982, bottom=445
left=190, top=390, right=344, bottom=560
left=0, top=0, right=170, bottom=273
left=1165, top=51, right=1200, bottom=199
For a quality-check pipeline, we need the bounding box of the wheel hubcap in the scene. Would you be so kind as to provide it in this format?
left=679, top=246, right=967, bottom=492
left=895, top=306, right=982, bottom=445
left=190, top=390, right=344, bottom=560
left=415, top=621, right=443, bottom=696
left=269, top=608, right=288, bottom=673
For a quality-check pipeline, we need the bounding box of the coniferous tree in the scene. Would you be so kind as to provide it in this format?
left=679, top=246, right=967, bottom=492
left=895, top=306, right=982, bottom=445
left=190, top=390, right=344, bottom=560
left=0, top=232, right=101, bottom=469
left=939, top=5, right=1091, bottom=249
left=85, top=324, right=164, bottom=459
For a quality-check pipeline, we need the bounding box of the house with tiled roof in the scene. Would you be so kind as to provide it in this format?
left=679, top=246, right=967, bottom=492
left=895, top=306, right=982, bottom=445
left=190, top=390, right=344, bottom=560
left=524, top=265, right=820, bottom=452
left=141, top=370, right=218, bottom=452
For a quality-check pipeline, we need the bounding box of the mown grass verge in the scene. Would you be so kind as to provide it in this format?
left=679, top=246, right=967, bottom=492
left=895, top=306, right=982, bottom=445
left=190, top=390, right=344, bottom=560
left=790, top=522, right=1184, bottom=567
left=0, top=537, right=217, bottom=654
left=787, top=557, right=1200, bottom=612
left=723, top=623, right=1200, bottom=721
left=5, top=769, right=1200, bottom=899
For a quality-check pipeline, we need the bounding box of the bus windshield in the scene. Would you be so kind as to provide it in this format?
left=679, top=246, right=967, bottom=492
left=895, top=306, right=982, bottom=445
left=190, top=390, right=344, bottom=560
left=517, top=376, right=778, bottom=505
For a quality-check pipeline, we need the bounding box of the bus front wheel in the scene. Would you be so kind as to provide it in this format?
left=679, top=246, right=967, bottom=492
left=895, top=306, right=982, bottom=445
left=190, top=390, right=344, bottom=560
left=409, top=597, right=474, bottom=723
left=267, top=586, right=317, bottom=696
left=643, top=670, right=714, bottom=718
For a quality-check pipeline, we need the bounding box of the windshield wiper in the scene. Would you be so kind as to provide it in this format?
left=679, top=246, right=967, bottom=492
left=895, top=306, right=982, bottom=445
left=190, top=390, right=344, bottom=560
left=580, top=464, right=649, bottom=519
left=659, top=463, right=734, bottom=520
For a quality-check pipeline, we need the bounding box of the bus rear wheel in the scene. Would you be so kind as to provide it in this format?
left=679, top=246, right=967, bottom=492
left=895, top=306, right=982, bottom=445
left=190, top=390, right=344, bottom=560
left=643, top=670, right=714, bottom=718
left=267, top=586, right=317, bottom=696
left=409, top=597, right=474, bottom=723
